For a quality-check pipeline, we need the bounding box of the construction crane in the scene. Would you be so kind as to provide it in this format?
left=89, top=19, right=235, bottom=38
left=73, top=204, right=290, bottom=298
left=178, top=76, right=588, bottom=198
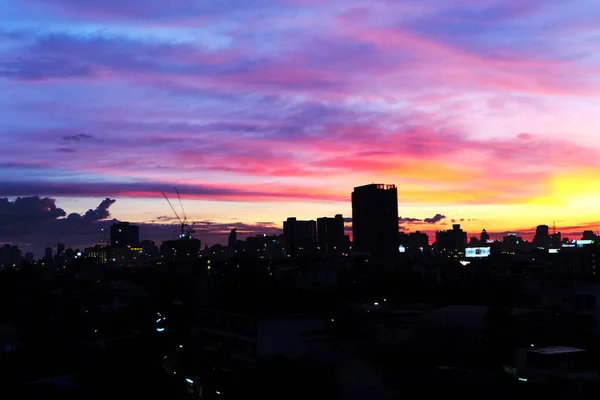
left=163, top=192, right=187, bottom=238
left=163, top=188, right=197, bottom=239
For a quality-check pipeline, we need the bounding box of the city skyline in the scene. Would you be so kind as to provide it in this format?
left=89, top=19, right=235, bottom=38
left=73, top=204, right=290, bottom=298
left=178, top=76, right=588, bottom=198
left=1, top=0, right=600, bottom=252
left=0, top=193, right=598, bottom=258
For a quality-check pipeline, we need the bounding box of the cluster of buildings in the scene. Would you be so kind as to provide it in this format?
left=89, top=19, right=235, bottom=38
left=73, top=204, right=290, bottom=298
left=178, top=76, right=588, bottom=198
left=0, top=244, right=31, bottom=269
left=2, top=183, right=599, bottom=271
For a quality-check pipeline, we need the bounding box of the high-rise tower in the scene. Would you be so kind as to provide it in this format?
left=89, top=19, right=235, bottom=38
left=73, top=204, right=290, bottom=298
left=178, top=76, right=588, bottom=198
left=351, top=184, right=399, bottom=261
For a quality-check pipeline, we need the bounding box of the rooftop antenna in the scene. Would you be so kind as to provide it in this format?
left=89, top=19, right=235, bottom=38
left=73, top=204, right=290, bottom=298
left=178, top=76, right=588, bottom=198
left=553, top=220, right=564, bottom=234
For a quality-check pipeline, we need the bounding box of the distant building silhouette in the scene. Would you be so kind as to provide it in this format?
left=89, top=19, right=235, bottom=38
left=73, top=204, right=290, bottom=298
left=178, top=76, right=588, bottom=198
left=398, top=231, right=429, bottom=255
left=228, top=228, right=237, bottom=257
left=24, top=252, right=34, bottom=264
left=110, top=222, right=140, bottom=248
left=436, top=224, right=467, bottom=257
left=351, top=184, right=398, bottom=261
left=549, top=231, right=562, bottom=248
left=502, top=233, right=523, bottom=253
left=582, top=230, right=598, bottom=241
left=140, top=240, right=159, bottom=264
left=317, top=214, right=346, bottom=258
left=161, top=238, right=202, bottom=265
left=43, top=247, right=54, bottom=267
left=0, top=244, right=22, bottom=268
left=480, top=229, right=490, bottom=243
left=533, top=225, right=550, bottom=248
left=283, top=217, right=317, bottom=258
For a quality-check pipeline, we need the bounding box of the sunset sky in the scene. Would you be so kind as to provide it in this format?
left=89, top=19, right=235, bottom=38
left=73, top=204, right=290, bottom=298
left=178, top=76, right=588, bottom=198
left=1, top=0, right=600, bottom=251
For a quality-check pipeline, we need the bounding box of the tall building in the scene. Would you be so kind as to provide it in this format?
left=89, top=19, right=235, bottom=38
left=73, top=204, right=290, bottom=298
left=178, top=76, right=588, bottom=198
left=317, top=214, right=346, bottom=258
left=228, top=228, right=237, bottom=258
left=0, top=244, right=12, bottom=268
left=283, top=217, right=317, bottom=258
left=533, top=225, right=550, bottom=248
left=110, top=222, right=140, bottom=248
left=0, top=245, right=21, bottom=268
left=351, top=184, right=399, bottom=261
left=43, top=247, right=54, bottom=267
left=436, top=224, right=467, bottom=258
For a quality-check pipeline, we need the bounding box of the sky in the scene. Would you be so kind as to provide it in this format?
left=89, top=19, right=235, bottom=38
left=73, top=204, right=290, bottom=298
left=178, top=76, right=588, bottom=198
left=1, top=0, right=600, bottom=255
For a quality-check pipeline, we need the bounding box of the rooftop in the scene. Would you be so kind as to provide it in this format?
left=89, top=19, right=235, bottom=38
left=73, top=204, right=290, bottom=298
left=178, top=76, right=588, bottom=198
left=529, top=346, right=586, bottom=355
left=353, top=183, right=396, bottom=191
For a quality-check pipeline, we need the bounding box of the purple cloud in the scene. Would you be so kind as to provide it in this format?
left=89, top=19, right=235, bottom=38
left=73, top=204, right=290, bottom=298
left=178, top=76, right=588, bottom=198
left=423, top=214, right=446, bottom=224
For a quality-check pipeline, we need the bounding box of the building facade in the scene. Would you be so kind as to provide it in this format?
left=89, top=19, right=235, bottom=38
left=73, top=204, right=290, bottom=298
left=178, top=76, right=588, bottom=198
left=351, top=184, right=399, bottom=261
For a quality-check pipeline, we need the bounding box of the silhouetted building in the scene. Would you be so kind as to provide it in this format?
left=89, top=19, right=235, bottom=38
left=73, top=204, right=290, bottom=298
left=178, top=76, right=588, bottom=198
left=54, top=242, right=69, bottom=268
left=140, top=240, right=159, bottom=264
left=533, top=225, right=550, bottom=248
left=0, top=244, right=19, bottom=268
left=582, top=230, right=599, bottom=242
left=502, top=233, right=524, bottom=253
left=228, top=228, right=237, bottom=258
left=283, top=217, right=317, bottom=258
left=398, top=231, right=429, bottom=255
left=209, top=243, right=228, bottom=261
left=549, top=231, right=562, bottom=248
left=42, top=247, right=53, bottom=267
left=24, top=252, right=34, bottom=264
left=110, top=222, right=140, bottom=248
left=480, top=229, right=490, bottom=243
left=84, top=245, right=108, bottom=264
left=317, top=214, right=346, bottom=258
left=436, top=224, right=467, bottom=257
left=351, top=184, right=398, bottom=261
left=161, top=238, right=202, bottom=265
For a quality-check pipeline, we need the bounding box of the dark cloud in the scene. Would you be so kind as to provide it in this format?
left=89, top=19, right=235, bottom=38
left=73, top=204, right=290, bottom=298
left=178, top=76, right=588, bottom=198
left=0, top=196, right=66, bottom=226
left=63, top=133, right=93, bottom=141
left=423, top=214, right=446, bottom=224
left=0, top=196, right=116, bottom=256
left=54, top=147, right=76, bottom=153
left=399, top=216, right=422, bottom=223
left=451, top=218, right=478, bottom=223
left=0, top=196, right=281, bottom=257
left=398, top=214, right=447, bottom=224
left=64, top=198, right=116, bottom=222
